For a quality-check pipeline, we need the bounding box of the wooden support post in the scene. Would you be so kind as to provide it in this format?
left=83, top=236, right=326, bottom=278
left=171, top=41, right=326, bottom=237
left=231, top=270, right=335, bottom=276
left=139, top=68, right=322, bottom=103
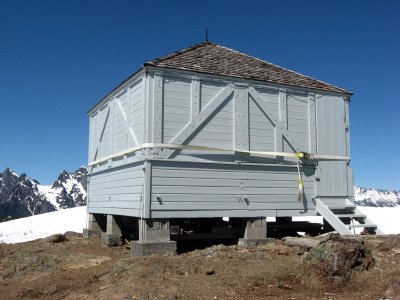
left=153, top=72, right=164, bottom=158
left=140, top=75, right=147, bottom=145
left=144, top=72, right=153, bottom=158
left=234, top=88, right=242, bottom=158
left=88, top=115, right=93, bottom=166
left=243, top=218, right=267, bottom=239
left=127, top=85, right=132, bottom=148
left=131, top=218, right=177, bottom=256
left=106, top=215, right=122, bottom=235
left=143, top=161, right=152, bottom=218
left=234, top=84, right=249, bottom=161
left=153, top=72, right=163, bottom=143
left=138, top=219, right=170, bottom=242
left=101, top=215, right=123, bottom=246
left=277, top=89, right=287, bottom=161
left=241, top=87, right=250, bottom=159
left=83, top=213, right=106, bottom=239
left=344, top=96, right=353, bottom=197
left=191, top=77, right=200, bottom=119
left=308, top=93, right=316, bottom=154
left=237, top=217, right=272, bottom=247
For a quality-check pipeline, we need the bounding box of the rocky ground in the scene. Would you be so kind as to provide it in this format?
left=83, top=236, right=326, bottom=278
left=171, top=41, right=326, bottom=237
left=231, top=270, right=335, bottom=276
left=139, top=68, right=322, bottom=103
left=0, top=233, right=399, bottom=300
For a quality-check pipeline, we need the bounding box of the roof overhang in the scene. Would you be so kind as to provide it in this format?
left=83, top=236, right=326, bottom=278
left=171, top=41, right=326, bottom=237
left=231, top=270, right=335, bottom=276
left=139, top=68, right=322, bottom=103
left=87, top=67, right=146, bottom=116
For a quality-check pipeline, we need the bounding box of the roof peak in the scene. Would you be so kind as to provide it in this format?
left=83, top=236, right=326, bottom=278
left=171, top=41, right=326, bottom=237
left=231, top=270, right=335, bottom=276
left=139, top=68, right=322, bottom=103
left=145, top=42, right=351, bottom=95
left=145, top=41, right=216, bottom=65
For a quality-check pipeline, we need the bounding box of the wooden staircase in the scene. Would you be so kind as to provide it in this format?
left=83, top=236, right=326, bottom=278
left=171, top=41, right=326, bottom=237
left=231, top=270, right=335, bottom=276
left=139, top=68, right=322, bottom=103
left=315, top=198, right=382, bottom=235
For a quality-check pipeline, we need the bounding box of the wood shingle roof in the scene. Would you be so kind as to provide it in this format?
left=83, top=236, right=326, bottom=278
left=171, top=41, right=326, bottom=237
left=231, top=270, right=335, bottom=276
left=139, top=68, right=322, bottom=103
left=145, top=42, right=350, bottom=95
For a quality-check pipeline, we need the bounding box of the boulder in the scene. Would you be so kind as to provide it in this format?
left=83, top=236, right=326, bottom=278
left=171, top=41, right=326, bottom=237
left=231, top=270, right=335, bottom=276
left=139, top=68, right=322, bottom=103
left=302, top=233, right=374, bottom=283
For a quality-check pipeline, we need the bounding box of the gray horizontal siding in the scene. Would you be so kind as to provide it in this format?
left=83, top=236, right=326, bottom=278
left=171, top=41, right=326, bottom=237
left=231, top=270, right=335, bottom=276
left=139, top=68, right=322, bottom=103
left=88, top=207, right=141, bottom=217
left=317, top=95, right=346, bottom=156
left=316, top=95, right=348, bottom=197
left=200, top=80, right=226, bottom=109
left=99, top=104, right=113, bottom=158
left=164, top=77, right=235, bottom=160
left=87, top=162, right=144, bottom=217
left=189, top=99, right=234, bottom=146
left=286, top=92, right=309, bottom=152
left=88, top=76, right=144, bottom=166
left=158, top=72, right=314, bottom=163
left=252, top=87, right=280, bottom=112
left=249, top=96, right=276, bottom=152
left=89, top=111, right=99, bottom=162
left=163, top=76, right=191, bottom=142
left=129, top=79, right=144, bottom=145
left=150, top=161, right=316, bottom=218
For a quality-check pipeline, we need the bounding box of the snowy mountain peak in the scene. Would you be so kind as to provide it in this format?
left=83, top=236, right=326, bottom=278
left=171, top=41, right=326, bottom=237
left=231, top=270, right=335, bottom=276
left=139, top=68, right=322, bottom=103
left=40, top=167, right=87, bottom=210
left=18, top=173, right=38, bottom=189
left=1, top=167, right=18, bottom=178
left=1, top=168, right=19, bottom=185
left=74, top=166, right=88, bottom=175
left=0, top=169, right=19, bottom=197
left=52, top=170, right=71, bottom=188
left=0, top=167, right=88, bottom=222
left=354, top=186, right=400, bottom=207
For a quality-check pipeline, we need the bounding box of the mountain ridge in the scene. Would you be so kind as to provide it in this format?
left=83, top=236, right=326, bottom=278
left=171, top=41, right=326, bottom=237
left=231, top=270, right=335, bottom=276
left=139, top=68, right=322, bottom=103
left=354, top=186, right=400, bottom=207
left=0, top=167, right=87, bottom=222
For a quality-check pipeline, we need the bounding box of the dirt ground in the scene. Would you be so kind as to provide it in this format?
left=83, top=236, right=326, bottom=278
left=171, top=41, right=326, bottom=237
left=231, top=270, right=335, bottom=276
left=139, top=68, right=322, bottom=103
left=0, top=233, right=399, bottom=300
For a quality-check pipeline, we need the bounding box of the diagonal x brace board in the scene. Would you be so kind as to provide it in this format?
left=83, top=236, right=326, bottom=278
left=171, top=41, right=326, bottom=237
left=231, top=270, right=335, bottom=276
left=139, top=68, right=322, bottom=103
left=115, top=98, right=138, bottom=146
left=248, top=87, right=302, bottom=153
left=163, top=85, right=234, bottom=158
left=91, top=105, right=111, bottom=162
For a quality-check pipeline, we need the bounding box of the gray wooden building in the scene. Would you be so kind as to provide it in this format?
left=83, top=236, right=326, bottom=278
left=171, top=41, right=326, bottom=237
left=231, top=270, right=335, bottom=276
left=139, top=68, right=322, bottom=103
left=84, top=42, right=379, bottom=255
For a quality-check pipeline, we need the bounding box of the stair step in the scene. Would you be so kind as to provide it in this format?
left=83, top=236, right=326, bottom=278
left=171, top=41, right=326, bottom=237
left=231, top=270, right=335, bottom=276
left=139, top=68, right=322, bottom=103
left=336, top=214, right=366, bottom=218
left=326, top=204, right=356, bottom=209
left=347, top=224, right=377, bottom=229
left=316, top=198, right=380, bottom=235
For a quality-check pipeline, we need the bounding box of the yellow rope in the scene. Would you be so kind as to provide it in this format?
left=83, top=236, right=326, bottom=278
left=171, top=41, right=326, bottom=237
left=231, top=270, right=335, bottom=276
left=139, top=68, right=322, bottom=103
left=88, top=143, right=350, bottom=166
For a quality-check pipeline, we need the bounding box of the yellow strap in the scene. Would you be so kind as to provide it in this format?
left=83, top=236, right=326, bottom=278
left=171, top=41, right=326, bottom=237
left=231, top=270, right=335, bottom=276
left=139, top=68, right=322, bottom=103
left=88, top=143, right=350, bottom=166
left=297, top=161, right=304, bottom=203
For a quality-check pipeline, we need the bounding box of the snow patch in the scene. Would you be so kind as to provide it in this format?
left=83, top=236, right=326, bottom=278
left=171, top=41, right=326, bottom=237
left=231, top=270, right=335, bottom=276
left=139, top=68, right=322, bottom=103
left=356, top=206, right=400, bottom=234
left=1, top=206, right=399, bottom=245
left=0, top=206, right=87, bottom=244
left=293, top=206, right=400, bottom=235
left=280, top=206, right=400, bottom=234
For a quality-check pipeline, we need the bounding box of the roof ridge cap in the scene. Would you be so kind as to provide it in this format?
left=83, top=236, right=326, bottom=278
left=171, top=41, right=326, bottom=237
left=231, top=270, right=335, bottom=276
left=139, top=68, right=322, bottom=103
left=214, top=44, right=350, bottom=94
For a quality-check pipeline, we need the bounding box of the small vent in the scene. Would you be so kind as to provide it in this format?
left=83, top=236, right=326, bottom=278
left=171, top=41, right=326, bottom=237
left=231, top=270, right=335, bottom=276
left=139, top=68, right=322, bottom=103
left=170, top=226, right=180, bottom=235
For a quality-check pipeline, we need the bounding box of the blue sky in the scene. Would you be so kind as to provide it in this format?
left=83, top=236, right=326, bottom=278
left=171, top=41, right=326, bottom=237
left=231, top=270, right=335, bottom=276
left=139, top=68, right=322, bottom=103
left=0, top=0, right=399, bottom=189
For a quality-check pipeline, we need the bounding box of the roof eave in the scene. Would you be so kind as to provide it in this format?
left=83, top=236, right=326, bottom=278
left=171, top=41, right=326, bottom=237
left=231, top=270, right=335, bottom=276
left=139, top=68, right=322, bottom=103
left=87, top=67, right=146, bottom=115
left=146, top=65, right=353, bottom=97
